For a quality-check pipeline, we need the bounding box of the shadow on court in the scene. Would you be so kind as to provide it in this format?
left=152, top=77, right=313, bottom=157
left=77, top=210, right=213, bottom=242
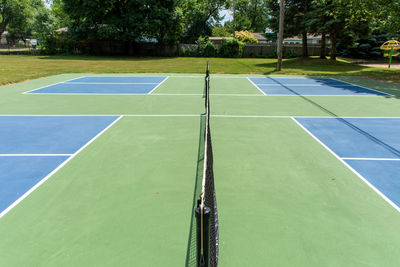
left=185, top=115, right=206, bottom=267
left=270, top=77, right=400, bottom=156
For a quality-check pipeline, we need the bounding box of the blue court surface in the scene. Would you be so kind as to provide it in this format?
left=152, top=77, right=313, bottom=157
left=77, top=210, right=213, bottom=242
left=26, top=76, right=168, bottom=94
left=0, top=115, right=119, bottom=216
left=249, top=77, right=391, bottom=96
left=294, top=117, right=400, bottom=208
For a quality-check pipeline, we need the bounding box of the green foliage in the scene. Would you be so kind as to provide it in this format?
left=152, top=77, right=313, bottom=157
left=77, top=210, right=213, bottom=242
left=226, top=0, right=269, bottom=32
left=287, top=49, right=299, bottom=58
left=0, top=0, right=32, bottom=36
left=3, top=0, right=53, bottom=45
left=42, top=34, right=77, bottom=54
left=196, top=36, right=217, bottom=56
left=212, top=25, right=232, bottom=37
left=50, top=0, right=70, bottom=28
left=63, top=0, right=181, bottom=44
left=219, top=38, right=244, bottom=57
left=179, top=0, right=228, bottom=43
left=266, top=50, right=277, bottom=58
left=234, top=30, right=258, bottom=43
left=338, top=30, right=394, bottom=59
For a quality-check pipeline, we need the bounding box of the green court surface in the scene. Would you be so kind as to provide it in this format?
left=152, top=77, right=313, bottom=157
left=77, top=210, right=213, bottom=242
left=0, top=73, right=400, bottom=266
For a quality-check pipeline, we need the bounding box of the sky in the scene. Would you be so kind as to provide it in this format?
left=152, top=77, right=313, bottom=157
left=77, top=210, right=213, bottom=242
left=220, top=9, right=234, bottom=24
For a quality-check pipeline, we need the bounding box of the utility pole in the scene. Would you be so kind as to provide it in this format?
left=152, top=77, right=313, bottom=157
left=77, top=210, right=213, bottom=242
left=276, top=0, right=285, bottom=71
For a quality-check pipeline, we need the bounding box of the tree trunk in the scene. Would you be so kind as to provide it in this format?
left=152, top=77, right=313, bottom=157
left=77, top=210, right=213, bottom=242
left=276, top=0, right=285, bottom=71
left=330, top=33, right=337, bottom=60
left=302, top=32, right=308, bottom=58
left=320, top=33, right=326, bottom=59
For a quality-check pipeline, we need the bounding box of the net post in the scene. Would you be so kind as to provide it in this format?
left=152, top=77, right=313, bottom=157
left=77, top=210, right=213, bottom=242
left=196, top=204, right=211, bottom=267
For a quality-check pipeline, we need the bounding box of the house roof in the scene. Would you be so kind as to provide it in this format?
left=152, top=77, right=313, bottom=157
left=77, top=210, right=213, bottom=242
left=209, top=37, right=234, bottom=40
left=55, top=27, right=68, bottom=33
left=252, top=33, right=267, bottom=41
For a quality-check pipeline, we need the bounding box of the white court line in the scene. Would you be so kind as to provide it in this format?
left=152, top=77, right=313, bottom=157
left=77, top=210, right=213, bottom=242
left=342, top=157, right=400, bottom=161
left=152, top=93, right=263, bottom=96
left=329, top=78, right=393, bottom=97
left=0, top=154, right=72, bottom=157
left=0, top=115, right=123, bottom=219
left=291, top=117, right=400, bottom=213
left=247, top=77, right=267, bottom=95
left=1, top=114, right=400, bottom=119
left=255, top=83, right=358, bottom=87
left=23, top=77, right=85, bottom=94
left=148, top=76, right=169, bottom=94
left=65, top=82, right=159, bottom=85
left=168, top=75, right=248, bottom=79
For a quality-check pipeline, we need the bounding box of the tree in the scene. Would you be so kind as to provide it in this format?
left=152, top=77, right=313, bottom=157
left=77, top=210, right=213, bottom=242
left=227, top=0, right=269, bottom=32
left=0, top=0, right=31, bottom=36
left=373, top=0, right=400, bottom=35
left=63, top=0, right=181, bottom=44
left=179, top=0, right=228, bottom=43
left=310, top=0, right=374, bottom=60
left=32, top=1, right=55, bottom=42
left=5, top=0, right=53, bottom=45
left=267, top=0, right=313, bottom=58
left=51, top=0, right=70, bottom=28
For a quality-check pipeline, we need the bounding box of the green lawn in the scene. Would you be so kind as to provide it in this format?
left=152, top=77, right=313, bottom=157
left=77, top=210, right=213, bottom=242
left=1, top=55, right=400, bottom=85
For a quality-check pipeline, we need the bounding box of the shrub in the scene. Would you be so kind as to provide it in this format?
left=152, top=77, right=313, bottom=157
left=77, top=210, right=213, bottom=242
left=42, top=35, right=78, bottom=55
left=195, top=36, right=217, bottom=57
left=212, top=26, right=232, bottom=37
left=266, top=50, right=277, bottom=58
left=234, top=31, right=258, bottom=44
left=287, top=50, right=299, bottom=58
left=219, top=39, right=244, bottom=58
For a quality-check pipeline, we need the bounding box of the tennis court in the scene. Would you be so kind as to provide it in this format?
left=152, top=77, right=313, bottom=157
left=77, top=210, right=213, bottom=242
left=0, top=68, right=400, bottom=266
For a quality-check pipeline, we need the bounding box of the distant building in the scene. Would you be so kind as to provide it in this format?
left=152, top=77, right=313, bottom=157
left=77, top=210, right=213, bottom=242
left=1, top=31, right=8, bottom=44
left=252, top=33, right=269, bottom=43
left=208, top=36, right=234, bottom=45
left=284, top=35, right=330, bottom=45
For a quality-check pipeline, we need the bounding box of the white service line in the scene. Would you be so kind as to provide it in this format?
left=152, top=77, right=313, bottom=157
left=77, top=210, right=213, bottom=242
left=291, top=117, right=400, bottom=213
left=0, top=115, right=123, bottom=219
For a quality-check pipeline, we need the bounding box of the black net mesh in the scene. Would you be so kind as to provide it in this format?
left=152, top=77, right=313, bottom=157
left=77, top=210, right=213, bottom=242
left=186, top=62, right=218, bottom=267
left=200, top=62, right=219, bottom=267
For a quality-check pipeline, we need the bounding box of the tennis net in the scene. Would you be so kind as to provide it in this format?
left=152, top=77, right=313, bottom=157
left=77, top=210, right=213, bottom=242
left=195, top=61, right=219, bottom=267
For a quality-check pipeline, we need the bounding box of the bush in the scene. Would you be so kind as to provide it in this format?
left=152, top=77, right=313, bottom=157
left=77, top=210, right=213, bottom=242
left=266, top=50, right=277, bottom=58
left=337, top=31, right=395, bottom=59
left=219, top=39, right=244, bottom=58
left=287, top=50, right=299, bottom=58
left=196, top=36, right=217, bottom=57
left=234, top=31, right=258, bottom=44
left=42, top=35, right=78, bottom=55
left=212, top=26, right=232, bottom=37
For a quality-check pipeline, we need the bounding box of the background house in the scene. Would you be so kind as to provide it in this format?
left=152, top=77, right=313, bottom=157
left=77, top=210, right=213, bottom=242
left=284, top=35, right=330, bottom=45
left=1, top=31, right=8, bottom=45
